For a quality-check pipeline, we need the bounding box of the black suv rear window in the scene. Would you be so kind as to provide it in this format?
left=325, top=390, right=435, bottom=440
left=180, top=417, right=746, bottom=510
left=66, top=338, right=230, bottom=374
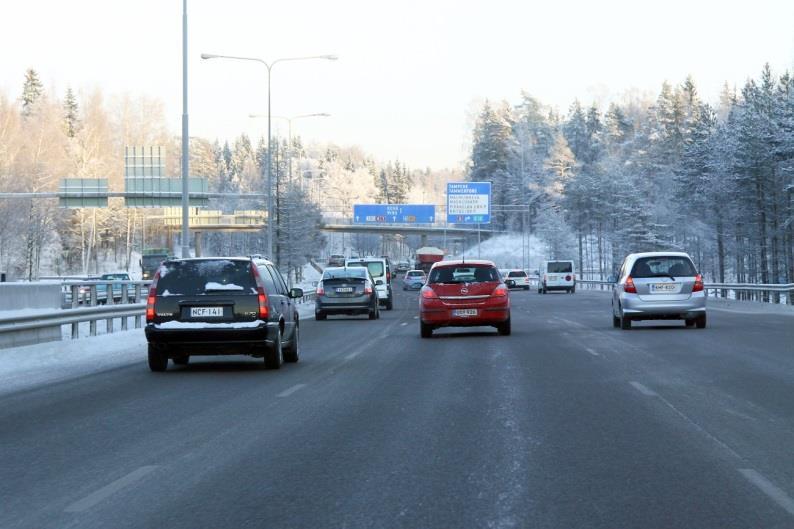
left=547, top=262, right=573, bottom=273
left=156, top=260, right=256, bottom=295
left=630, top=256, right=697, bottom=278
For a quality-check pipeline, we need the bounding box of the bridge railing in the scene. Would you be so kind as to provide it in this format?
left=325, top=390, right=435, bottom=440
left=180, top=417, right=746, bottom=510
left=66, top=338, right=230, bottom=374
left=577, top=279, right=793, bottom=305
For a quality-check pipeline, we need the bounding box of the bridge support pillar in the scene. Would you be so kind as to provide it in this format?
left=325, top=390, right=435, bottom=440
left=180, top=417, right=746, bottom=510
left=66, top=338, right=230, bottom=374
left=194, top=231, right=202, bottom=257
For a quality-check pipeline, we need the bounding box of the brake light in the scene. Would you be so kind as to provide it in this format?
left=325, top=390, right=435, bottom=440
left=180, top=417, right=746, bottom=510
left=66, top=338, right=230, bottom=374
left=693, top=274, right=704, bottom=292
left=387, top=271, right=391, bottom=282
left=364, top=281, right=373, bottom=295
left=420, top=286, right=438, bottom=299
left=250, top=264, right=270, bottom=319
left=316, top=281, right=325, bottom=296
left=145, top=270, right=160, bottom=322
left=624, top=276, right=637, bottom=294
left=493, top=285, right=508, bottom=297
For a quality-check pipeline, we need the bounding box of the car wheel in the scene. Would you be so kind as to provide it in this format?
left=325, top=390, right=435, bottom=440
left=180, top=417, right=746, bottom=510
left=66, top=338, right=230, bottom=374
left=386, top=297, right=394, bottom=311
left=612, top=314, right=620, bottom=328
left=696, top=314, right=707, bottom=329
left=620, top=311, right=632, bottom=330
left=315, top=311, right=326, bottom=321
left=571, top=286, right=576, bottom=294
left=147, top=344, right=168, bottom=372
left=264, top=329, right=284, bottom=369
left=172, top=355, right=190, bottom=366
left=497, top=318, right=511, bottom=336
left=542, top=287, right=547, bottom=294
left=523, top=286, right=530, bottom=291
left=420, top=321, right=433, bottom=338
left=369, top=308, right=378, bottom=320
left=283, top=325, right=300, bottom=363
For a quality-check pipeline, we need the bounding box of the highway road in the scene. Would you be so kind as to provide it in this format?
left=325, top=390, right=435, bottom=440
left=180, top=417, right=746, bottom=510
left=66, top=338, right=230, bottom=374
left=2, top=287, right=794, bottom=528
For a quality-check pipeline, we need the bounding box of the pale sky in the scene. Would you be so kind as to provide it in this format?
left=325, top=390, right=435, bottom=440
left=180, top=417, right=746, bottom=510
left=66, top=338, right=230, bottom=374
left=2, top=0, right=793, bottom=169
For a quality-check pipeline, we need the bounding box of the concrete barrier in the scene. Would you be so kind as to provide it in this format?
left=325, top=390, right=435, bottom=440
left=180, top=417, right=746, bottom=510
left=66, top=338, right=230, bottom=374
left=0, top=283, right=62, bottom=348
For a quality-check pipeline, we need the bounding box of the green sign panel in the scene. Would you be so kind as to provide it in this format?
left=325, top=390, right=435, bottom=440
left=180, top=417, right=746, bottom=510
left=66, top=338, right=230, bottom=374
left=124, top=177, right=208, bottom=207
left=59, top=179, right=108, bottom=208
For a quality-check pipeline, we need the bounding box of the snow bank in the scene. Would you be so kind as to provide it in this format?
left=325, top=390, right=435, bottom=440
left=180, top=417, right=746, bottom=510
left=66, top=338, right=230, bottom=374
left=451, top=233, right=548, bottom=271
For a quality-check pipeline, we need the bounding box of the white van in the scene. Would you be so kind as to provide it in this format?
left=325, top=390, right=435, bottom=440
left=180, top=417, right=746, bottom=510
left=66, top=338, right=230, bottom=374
left=345, top=257, right=393, bottom=310
left=538, top=260, right=576, bottom=294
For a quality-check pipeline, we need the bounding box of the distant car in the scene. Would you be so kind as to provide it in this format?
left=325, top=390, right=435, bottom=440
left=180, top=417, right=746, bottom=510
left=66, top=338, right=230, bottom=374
left=611, top=251, right=707, bottom=330
left=419, top=260, right=511, bottom=338
left=396, top=261, right=411, bottom=273
left=327, top=254, right=346, bottom=267
left=144, top=257, right=302, bottom=371
left=402, top=270, right=426, bottom=290
left=539, top=260, right=576, bottom=294
left=345, top=257, right=393, bottom=310
left=96, top=272, right=132, bottom=303
left=315, top=267, right=379, bottom=320
left=504, top=269, right=530, bottom=290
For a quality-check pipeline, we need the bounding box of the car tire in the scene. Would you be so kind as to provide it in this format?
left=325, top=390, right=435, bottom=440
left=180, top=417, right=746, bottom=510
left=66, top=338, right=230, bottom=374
left=172, top=355, right=190, bottom=366
left=497, top=318, right=511, bottom=336
left=696, top=314, right=707, bottom=329
left=542, top=287, right=547, bottom=294
left=369, top=308, right=378, bottom=320
left=315, top=311, right=326, bottom=321
left=386, top=297, right=394, bottom=311
left=147, top=344, right=168, bottom=372
left=620, top=311, right=632, bottom=330
left=612, top=314, right=620, bottom=328
left=264, top=329, right=284, bottom=369
left=571, top=286, right=576, bottom=294
left=523, top=286, right=530, bottom=291
left=283, top=325, right=300, bottom=363
left=420, top=321, right=433, bottom=338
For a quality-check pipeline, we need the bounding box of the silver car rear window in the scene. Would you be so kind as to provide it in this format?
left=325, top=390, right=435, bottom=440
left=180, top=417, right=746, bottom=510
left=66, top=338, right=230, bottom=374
left=630, top=257, right=696, bottom=278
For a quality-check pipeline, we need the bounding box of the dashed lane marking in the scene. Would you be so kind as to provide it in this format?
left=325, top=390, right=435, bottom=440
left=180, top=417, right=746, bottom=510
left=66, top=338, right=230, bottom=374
left=276, top=383, right=307, bottom=398
left=629, top=381, right=658, bottom=397
left=65, top=466, right=158, bottom=513
left=585, top=347, right=599, bottom=356
left=738, top=468, right=794, bottom=516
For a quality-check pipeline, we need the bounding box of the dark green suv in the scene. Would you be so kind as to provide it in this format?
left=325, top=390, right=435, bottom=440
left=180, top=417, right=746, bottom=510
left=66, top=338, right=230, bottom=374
left=144, top=257, right=303, bottom=371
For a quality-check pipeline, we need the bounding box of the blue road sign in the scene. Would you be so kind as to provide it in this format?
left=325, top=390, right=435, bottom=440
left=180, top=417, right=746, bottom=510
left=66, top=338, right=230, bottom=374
left=446, top=181, right=491, bottom=224
left=353, top=204, right=436, bottom=224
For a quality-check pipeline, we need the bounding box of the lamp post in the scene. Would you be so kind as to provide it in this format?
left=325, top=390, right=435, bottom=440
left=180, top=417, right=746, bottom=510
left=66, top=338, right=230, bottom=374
left=200, top=53, right=337, bottom=262
left=249, top=113, right=330, bottom=186
left=180, top=0, right=190, bottom=258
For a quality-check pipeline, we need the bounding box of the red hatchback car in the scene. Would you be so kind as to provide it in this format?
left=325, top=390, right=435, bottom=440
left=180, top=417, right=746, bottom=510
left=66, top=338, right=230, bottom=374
left=419, top=260, right=511, bottom=338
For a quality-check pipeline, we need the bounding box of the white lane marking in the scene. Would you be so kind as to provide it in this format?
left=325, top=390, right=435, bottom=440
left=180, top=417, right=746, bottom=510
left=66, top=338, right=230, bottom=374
left=585, top=347, right=599, bottom=357
left=276, top=383, right=306, bottom=398
left=413, top=316, right=418, bottom=319
left=344, top=350, right=362, bottom=361
left=400, top=322, right=408, bottom=326
left=629, top=381, right=658, bottom=397
left=738, top=468, right=794, bottom=516
left=65, top=465, right=158, bottom=512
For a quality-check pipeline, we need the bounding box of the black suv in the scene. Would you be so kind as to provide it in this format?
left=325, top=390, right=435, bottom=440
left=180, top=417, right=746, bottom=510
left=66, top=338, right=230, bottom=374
left=144, top=257, right=303, bottom=371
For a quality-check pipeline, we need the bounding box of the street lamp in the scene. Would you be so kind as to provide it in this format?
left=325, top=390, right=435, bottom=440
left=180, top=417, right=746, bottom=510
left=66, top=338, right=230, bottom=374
left=201, top=52, right=337, bottom=263
left=249, top=113, right=330, bottom=184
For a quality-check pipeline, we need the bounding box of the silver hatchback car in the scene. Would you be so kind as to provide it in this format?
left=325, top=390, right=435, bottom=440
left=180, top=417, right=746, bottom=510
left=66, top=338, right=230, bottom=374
left=611, top=252, right=707, bottom=330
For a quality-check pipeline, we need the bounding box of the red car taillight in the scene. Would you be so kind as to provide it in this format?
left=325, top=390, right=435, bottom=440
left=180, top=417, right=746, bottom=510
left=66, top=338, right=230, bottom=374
left=420, top=286, right=438, bottom=299
left=693, top=274, right=704, bottom=292
left=250, top=265, right=270, bottom=319
left=316, top=281, right=325, bottom=296
left=145, top=270, right=160, bottom=322
left=624, top=276, right=637, bottom=294
left=387, top=271, right=391, bottom=282
left=364, top=281, right=373, bottom=295
left=492, top=285, right=508, bottom=297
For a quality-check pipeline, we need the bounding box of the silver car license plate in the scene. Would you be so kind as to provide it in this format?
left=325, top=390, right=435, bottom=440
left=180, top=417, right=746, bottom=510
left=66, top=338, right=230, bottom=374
left=452, top=309, right=477, bottom=317
left=190, top=307, right=223, bottom=317
left=650, top=283, right=677, bottom=293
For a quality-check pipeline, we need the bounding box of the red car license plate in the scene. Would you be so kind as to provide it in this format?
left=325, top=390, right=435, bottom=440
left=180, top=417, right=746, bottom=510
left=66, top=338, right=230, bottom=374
left=452, top=309, right=477, bottom=317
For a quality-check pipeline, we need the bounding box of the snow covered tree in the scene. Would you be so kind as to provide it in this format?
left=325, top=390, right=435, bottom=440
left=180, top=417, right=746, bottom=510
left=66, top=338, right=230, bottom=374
left=21, top=69, right=43, bottom=117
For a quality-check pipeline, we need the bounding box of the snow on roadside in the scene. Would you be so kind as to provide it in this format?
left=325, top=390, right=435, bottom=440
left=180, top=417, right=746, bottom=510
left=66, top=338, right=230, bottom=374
left=0, top=330, right=148, bottom=397
left=450, top=233, right=548, bottom=270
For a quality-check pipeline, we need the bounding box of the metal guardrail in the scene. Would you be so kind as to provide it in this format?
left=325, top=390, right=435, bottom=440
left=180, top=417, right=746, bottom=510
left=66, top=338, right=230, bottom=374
left=2, top=279, right=318, bottom=342
left=577, top=279, right=794, bottom=304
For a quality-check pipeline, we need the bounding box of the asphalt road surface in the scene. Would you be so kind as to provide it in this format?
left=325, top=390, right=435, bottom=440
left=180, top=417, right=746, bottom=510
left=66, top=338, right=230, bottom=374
left=3, top=286, right=794, bottom=529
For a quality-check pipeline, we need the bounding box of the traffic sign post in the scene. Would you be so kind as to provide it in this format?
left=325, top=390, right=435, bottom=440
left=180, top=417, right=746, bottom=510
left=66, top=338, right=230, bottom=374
left=446, top=182, right=491, bottom=224
left=353, top=204, right=435, bottom=224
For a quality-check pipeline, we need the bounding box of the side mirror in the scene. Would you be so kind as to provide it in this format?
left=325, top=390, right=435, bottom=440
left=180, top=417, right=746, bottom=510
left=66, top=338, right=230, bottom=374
left=375, top=279, right=384, bottom=286
left=607, top=275, right=617, bottom=283
left=289, top=288, right=304, bottom=299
